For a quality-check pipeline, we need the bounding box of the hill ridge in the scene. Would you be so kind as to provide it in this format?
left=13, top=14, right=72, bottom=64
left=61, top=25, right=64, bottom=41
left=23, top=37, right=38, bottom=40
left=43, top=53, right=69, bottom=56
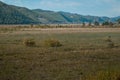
left=0, top=1, right=119, bottom=24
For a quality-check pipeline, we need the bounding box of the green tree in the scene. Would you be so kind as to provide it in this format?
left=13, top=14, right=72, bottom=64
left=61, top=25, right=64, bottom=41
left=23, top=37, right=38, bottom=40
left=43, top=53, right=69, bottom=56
left=102, top=21, right=110, bottom=26
left=82, top=22, right=85, bottom=27
left=94, top=21, right=99, bottom=26
left=88, top=22, right=92, bottom=26
left=102, top=21, right=113, bottom=26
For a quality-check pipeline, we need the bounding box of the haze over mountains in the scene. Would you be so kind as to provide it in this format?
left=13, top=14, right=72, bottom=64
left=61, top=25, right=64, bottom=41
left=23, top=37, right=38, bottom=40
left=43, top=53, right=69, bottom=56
left=0, top=1, right=120, bottom=24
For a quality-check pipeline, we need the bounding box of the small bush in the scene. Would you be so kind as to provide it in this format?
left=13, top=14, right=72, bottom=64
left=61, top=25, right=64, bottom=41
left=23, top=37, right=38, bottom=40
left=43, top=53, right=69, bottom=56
left=104, top=36, right=112, bottom=42
left=44, top=39, right=62, bottom=47
left=107, top=42, right=114, bottom=48
left=23, top=38, right=36, bottom=47
left=104, top=36, right=114, bottom=48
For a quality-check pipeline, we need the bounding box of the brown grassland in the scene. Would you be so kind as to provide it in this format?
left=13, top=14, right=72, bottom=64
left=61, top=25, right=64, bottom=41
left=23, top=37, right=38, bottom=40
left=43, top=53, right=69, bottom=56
left=0, top=25, right=120, bottom=80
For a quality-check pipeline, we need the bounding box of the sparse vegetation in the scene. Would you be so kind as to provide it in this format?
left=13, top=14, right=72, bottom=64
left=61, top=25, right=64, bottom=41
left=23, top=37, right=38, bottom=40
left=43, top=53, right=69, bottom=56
left=102, top=21, right=114, bottom=27
left=88, top=70, right=120, bottom=80
left=105, top=36, right=115, bottom=48
left=0, top=1, right=120, bottom=80
left=0, top=27, right=120, bottom=80
left=44, top=39, right=62, bottom=47
left=23, top=38, right=36, bottom=47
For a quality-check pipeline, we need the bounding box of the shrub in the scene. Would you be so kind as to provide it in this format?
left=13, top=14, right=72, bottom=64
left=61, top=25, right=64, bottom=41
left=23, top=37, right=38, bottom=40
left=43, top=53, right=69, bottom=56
left=104, top=36, right=112, bottom=42
left=104, top=36, right=114, bottom=48
left=23, top=38, right=36, bottom=47
left=107, top=42, right=114, bottom=48
left=44, top=39, right=62, bottom=47
left=94, top=21, right=99, bottom=26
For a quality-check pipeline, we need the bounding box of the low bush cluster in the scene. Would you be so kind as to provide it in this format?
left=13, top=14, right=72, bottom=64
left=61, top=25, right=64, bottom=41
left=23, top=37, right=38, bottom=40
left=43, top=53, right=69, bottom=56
left=44, top=39, right=62, bottom=47
left=104, top=36, right=115, bottom=48
left=23, top=38, right=36, bottom=47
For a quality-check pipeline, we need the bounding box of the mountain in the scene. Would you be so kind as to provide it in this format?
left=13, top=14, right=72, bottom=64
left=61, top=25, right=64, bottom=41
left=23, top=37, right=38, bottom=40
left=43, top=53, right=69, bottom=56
left=11, top=6, right=39, bottom=23
left=58, top=12, right=110, bottom=23
left=32, top=9, right=68, bottom=23
left=110, top=16, right=120, bottom=22
left=0, top=1, right=37, bottom=24
left=0, top=1, right=119, bottom=24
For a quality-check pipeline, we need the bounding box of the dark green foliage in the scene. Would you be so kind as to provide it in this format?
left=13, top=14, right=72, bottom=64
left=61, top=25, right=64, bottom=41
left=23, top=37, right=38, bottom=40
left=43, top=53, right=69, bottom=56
left=82, top=22, right=85, bottom=26
left=102, top=21, right=114, bottom=26
left=94, top=21, right=99, bottom=26
left=102, top=21, right=109, bottom=26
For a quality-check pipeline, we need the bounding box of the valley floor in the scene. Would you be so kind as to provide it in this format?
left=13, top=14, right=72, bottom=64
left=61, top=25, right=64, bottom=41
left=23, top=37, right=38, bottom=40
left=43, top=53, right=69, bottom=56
left=0, top=27, right=120, bottom=80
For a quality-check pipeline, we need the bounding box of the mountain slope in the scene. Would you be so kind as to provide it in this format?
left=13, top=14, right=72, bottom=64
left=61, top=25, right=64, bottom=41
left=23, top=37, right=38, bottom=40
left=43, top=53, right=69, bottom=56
left=0, top=1, right=119, bottom=24
left=58, top=12, right=111, bottom=23
left=11, top=6, right=39, bottom=22
left=32, top=9, right=68, bottom=23
left=0, top=1, right=37, bottom=24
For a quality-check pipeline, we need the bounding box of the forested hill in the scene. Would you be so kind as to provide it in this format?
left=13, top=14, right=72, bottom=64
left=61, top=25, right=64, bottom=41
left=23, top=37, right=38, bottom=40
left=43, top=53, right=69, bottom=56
left=0, top=1, right=119, bottom=24
left=0, top=1, right=38, bottom=24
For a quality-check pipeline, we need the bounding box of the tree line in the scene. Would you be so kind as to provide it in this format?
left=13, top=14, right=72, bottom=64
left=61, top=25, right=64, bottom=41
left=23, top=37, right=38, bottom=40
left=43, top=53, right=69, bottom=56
left=82, top=19, right=120, bottom=27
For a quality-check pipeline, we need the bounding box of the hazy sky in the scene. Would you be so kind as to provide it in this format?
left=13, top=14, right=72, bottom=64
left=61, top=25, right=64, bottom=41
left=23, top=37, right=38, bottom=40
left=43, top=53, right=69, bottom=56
left=0, top=0, right=120, bottom=17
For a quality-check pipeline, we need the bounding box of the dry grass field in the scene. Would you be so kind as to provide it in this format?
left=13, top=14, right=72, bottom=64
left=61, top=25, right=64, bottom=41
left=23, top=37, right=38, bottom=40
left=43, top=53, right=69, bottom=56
left=0, top=26, right=120, bottom=80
